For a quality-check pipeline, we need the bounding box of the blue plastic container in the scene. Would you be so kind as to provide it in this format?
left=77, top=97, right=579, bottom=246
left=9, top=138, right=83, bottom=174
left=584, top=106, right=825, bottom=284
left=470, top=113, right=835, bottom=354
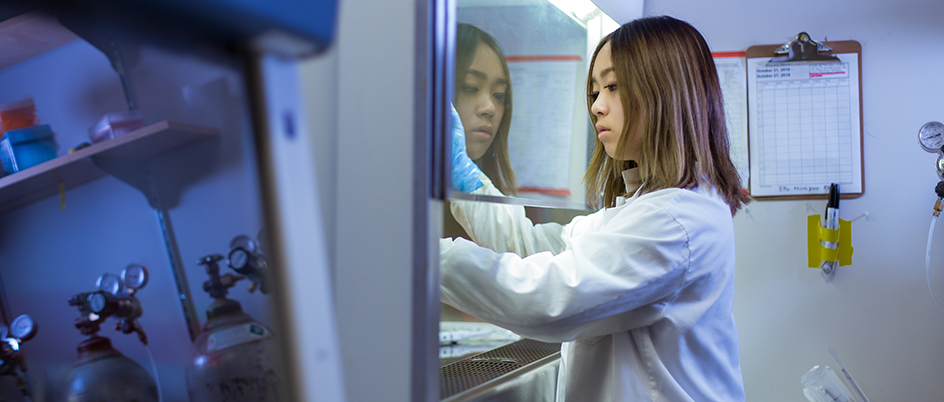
left=0, top=124, right=58, bottom=173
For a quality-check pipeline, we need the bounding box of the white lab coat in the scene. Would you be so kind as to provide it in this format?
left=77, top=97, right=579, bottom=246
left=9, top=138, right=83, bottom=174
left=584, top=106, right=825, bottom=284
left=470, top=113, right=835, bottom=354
left=440, top=171, right=745, bottom=401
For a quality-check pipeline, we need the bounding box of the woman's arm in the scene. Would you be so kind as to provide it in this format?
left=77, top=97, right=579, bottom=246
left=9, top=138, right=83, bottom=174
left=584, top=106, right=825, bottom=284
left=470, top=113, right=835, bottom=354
left=450, top=173, right=567, bottom=256
left=441, top=194, right=693, bottom=342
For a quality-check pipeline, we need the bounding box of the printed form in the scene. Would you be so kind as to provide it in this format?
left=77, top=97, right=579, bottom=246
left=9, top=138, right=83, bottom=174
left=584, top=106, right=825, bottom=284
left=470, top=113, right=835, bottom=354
left=747, top=53, right=862, bottom=197
left=713, top=52, right=750, bottom=190
left=506, top=57, right=579, bottom=194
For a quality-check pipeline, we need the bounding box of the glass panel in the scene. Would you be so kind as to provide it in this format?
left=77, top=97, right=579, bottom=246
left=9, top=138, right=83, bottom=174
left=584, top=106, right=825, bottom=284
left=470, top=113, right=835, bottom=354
left=0, top=11, right=296, bottom=400
left=448, top=0, right=618, bottom=210
left=439, top=0, right=617, bottom=371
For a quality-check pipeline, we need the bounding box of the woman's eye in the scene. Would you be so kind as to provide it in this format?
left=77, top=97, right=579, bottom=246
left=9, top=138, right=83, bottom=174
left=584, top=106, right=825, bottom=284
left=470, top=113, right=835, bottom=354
left=604, top=84, right=618, bottom=92
left=493, top=92, right=506, bottom=102
left=461, top=85, right=478, bottom=94
left=588, top=91, right=600, bottom=102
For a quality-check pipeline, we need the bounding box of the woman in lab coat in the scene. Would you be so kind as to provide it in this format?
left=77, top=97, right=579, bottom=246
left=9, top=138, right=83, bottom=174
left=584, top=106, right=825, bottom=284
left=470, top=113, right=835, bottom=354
left=441, top=16, right=751, bottom=401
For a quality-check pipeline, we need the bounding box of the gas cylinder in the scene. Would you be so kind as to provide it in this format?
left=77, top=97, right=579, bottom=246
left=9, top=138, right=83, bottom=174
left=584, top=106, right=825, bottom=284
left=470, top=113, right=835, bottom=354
left=186, top=253, right=286, bottom=401
left=65, top=336, right=158, bottom=401
left=65, top=265, right=157, bottom=402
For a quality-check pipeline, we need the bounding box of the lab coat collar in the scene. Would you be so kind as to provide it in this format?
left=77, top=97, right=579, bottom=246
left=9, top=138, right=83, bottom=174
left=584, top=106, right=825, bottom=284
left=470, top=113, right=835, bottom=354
left=622, top=168, right=641, bottom=194
left=615, top=168, right=643, bottom=207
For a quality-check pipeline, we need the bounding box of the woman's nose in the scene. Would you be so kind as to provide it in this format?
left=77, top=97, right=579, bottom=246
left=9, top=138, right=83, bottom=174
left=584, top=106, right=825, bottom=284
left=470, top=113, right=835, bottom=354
left=478, top=94, right=497, bottom=117
left=591, top=96, right=607, bottom=116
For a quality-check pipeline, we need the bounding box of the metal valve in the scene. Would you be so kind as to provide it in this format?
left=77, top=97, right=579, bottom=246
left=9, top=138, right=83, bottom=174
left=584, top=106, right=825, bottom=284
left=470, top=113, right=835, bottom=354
left=227, top=233, right=272, bottom=294
left=0, top=314, right=37, bottom=395
left=71, top=264, right=150, bottom=345
left=199, top=231, right=274, bottom=300
left=919, top=122, right=944, bottom=181
left=200, top=254, right=246, bottom=299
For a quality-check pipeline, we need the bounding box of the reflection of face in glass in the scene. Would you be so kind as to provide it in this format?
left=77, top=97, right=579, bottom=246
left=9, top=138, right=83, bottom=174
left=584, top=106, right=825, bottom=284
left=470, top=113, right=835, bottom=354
left=455, top=42, right=508, bottom=161
left=589, top=41, right=635, bottom=161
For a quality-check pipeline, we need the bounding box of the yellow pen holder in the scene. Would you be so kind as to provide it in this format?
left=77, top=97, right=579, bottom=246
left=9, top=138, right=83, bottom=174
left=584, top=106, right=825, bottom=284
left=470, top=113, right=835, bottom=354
left=807, top=215, right=854, bottom=268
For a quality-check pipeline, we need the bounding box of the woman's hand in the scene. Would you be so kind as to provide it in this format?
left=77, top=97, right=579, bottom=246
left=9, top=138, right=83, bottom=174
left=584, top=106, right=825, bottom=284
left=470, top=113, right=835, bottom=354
left=450, top=104, right=483, bottom=192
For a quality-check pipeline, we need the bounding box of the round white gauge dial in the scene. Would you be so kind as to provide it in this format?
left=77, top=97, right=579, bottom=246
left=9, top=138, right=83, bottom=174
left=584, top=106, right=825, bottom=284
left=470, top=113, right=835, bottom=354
left=97, top=273, right=123, bottom=295
left=229, top=248, right=250, bottom=271
left=10, top=314, right=35, bottom=341
left=230, top=235, right=258, bottom=255
left=121, top=264, right=149, bottom=290
left=88, top=292, right=108, bottom=314
left=919, top=121, right=944, bottom=152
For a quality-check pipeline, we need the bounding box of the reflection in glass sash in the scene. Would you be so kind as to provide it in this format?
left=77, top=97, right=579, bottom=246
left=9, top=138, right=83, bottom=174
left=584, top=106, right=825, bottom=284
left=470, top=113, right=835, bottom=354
left=450, top=0, right=617, bottom=210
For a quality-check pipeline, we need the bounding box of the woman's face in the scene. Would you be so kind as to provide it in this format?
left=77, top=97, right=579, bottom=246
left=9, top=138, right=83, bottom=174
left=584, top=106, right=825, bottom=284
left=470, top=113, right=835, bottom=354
left=455, top=42, right=508, bottom=160
left=590, top=41, right=637, bottom=161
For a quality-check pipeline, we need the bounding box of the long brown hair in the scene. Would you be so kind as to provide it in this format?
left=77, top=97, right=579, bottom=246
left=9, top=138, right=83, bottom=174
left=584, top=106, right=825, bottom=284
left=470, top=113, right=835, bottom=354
left=583, top=16, right=750, bottom=214
left=455, top=23, right=517, bottom=195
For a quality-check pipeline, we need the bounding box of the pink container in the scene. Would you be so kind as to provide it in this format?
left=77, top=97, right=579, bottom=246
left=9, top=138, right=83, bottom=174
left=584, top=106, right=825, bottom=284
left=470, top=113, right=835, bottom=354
left=89, top=111, right=143, bottom=143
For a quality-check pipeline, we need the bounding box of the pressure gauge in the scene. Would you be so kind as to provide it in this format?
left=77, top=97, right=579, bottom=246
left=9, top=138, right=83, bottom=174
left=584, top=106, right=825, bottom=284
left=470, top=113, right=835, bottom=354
left=121, top=264, right=149, bottom=290
left=97, top=273, right=123, bottom=295
left=229, top=235, right=258, bottom=255
left=229, top=247, right=252, bottom=274
left=919, top=121, right=944, bottom=152
left=10, top=314, right=35, bottom=341
left=88, top=292, right=108, bottom=316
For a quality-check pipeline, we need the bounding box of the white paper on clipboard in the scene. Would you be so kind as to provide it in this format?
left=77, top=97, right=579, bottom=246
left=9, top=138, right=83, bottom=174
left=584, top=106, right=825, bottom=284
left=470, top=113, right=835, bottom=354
left=746, top=53, right=862, bottom=197
left=505, top=56, right=579, bottom=195
left=713, top=52, right=750, bottom=189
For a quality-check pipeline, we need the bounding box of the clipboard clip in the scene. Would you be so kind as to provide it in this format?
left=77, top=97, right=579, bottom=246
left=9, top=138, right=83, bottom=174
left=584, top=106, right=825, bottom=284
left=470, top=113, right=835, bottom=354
left=767, top=32, right=841, bottom=66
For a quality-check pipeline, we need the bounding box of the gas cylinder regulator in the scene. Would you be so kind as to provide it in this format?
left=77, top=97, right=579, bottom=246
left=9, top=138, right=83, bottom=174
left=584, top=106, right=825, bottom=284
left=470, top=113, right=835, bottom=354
left=227, top=233, right=272, bottom=294
left=70, top=264, right=149, bottom=344
left=66, top=264, right=158, bottom=402
left=186, top=232, right=286, bottom=402
left=0, top=314, right=37, bottom=396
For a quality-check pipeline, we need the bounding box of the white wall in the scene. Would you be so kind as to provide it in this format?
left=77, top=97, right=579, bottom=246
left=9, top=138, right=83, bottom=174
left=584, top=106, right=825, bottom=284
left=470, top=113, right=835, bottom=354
left=639, top=0, right=944, bottom=400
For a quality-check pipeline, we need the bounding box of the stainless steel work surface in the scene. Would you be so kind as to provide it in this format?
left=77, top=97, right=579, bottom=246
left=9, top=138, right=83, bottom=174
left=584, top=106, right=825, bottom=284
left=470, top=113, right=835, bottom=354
left=440, top=339, right=560, bottom=401
left=439, top=321, right=522, bottom=366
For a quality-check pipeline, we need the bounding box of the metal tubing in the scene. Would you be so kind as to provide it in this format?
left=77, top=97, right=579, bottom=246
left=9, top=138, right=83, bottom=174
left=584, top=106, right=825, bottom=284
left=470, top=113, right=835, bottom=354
left=146, top=162, right=201, bottom=341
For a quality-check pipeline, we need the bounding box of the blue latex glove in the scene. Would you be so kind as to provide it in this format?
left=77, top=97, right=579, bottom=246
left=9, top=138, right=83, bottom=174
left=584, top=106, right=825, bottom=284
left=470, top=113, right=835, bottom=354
left=450, top=104, right=483, bottom=192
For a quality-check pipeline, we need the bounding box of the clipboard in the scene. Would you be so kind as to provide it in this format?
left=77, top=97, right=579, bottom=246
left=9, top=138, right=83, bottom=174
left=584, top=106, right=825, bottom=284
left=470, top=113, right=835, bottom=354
left=745, top=33, right=864, bottom=200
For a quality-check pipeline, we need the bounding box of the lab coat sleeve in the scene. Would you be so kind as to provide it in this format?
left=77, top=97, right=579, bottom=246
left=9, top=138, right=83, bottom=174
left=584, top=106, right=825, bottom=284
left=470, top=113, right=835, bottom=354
left=441, top=198, right=692, bottom=343
left=450, top=173, right=566, bottom=256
